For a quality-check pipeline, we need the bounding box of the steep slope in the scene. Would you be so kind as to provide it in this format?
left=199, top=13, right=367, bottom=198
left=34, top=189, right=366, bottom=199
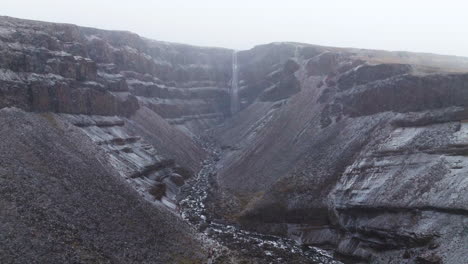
left=212, top=43, right=468, bottom=263
left=0, top=15, right=235, bottom=206
left=0, top=16, right=224, bottom=263
left=0, top=108, right=207, bottom=263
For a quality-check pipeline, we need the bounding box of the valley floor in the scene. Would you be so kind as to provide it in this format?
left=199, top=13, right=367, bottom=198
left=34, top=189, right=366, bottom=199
left=177, top=137, right=342, bottom=264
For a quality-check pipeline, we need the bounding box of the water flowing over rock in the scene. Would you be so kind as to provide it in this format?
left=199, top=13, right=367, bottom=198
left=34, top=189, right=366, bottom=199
left=230, top=51, right=240, bottom=114
left=1, top=16, right=468, bottom=264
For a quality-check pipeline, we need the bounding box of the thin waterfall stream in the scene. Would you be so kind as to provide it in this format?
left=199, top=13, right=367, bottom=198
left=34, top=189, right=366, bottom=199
left=230, top=51, right=240, bottom=115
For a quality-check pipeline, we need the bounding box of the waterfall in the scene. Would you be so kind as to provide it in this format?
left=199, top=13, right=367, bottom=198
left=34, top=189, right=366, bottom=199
left=230, top=51, right=240, bottom=114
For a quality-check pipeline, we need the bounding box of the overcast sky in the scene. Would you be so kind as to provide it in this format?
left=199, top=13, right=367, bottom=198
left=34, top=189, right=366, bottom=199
left=3, top=0, right=468, bottom=57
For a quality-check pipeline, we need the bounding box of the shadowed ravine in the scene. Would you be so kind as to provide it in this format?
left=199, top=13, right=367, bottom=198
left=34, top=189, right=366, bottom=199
left=177, top=137, right=341, bottom=263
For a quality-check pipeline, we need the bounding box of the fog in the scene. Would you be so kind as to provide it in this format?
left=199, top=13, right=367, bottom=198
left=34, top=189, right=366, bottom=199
left=3, top=0, right=468, bottom=56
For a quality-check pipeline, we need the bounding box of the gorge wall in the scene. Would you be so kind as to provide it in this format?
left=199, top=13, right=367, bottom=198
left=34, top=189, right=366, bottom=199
left=212, top=44, right=468, bottom=264
left=1, top=16, right=468, bottom=264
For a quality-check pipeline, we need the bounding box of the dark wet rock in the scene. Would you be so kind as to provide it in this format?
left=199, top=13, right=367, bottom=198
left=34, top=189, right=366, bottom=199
left=46, top=55, right=97, bottom=81
left=428, top=241, right=440, bottom=250
left=403, top=250, right=412, bottom=259
left=259, top=59, right=301, bottom=102
left=235, top=43, right=309, bottom=107
left=337, top=63, right=412, bottom=90
left=130, top=159, right=175, bottom=179
left=149, top=182, right=167, bottom=200
left=199, top=223, right=210, bottom=232
left=284, top=58, right=300, bottom=73
left=29, top=82, right=140, bottom=116
left=169, top=173, right=185, bottom=186
left=336, top=73, right=468, bottom=117
left=416, top=252, right=442, bottom=264
left=306, top=51, right=340, bottom=76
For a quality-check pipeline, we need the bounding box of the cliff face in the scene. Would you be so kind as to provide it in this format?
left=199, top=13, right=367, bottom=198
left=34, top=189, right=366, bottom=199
left=0, top=15, right=238, bottom=210
left=0, top=16, right=225, bottom=263
left=213, top=44, right=468, bottom=263
left=1, top=16, right=468, bottom=264
left=0, top=108, right=209, bottom=263
left=0, top=16, right=233, bottom=132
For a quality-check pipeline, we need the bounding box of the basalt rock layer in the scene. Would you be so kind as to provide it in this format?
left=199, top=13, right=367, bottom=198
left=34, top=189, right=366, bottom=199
left=213, top=44, right=468, bottom=263
left=1, top=16, right=468, bottom=264
left=0, top=16, right=228, bottom=263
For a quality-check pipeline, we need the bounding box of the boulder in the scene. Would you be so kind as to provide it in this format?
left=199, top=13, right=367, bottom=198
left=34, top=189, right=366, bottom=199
left=169, top=173, right=185, bottom=186
left=149, top=182, right=166, bottom=200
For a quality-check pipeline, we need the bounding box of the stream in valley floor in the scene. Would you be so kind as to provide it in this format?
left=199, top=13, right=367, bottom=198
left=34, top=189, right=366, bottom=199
left=177, top=138, right=342, bottom=264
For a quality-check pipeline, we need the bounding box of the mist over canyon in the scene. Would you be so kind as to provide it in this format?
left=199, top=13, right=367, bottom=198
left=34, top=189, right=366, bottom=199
left=0, top=16, right=467, bottom=264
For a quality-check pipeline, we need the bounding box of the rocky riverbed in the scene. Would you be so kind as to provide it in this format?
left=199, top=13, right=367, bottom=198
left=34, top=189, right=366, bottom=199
left=177, top=137, right=342, bottom=264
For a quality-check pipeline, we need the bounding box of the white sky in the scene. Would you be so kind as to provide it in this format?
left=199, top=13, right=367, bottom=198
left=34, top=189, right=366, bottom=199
left=2, top=0, right=468, bottom=57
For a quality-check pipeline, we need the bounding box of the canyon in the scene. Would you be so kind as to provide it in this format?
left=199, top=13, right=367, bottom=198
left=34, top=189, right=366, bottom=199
left=0, top=16, right=467, bottom=263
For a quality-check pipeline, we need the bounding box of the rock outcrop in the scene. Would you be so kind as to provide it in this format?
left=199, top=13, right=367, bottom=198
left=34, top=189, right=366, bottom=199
left=0, top=108, right=207, bottom=263
left=212, top=44, right=468, bottom=263
left=0, top=16, right=233, bottom=133
left=0, top=16, right=221, bottom=263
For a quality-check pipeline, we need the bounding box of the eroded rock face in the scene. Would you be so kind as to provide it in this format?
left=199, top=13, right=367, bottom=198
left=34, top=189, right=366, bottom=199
left=0, top=16, right=233, bottom=133
left=259, top=59, right=301, bottom=102
left=235, top=43, right=308, bottom=107
left=0, top=108, right=207, bottom=263
left=0, top=16, right=217, bottom=263
left=212, top=44, right=468, bottom=263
